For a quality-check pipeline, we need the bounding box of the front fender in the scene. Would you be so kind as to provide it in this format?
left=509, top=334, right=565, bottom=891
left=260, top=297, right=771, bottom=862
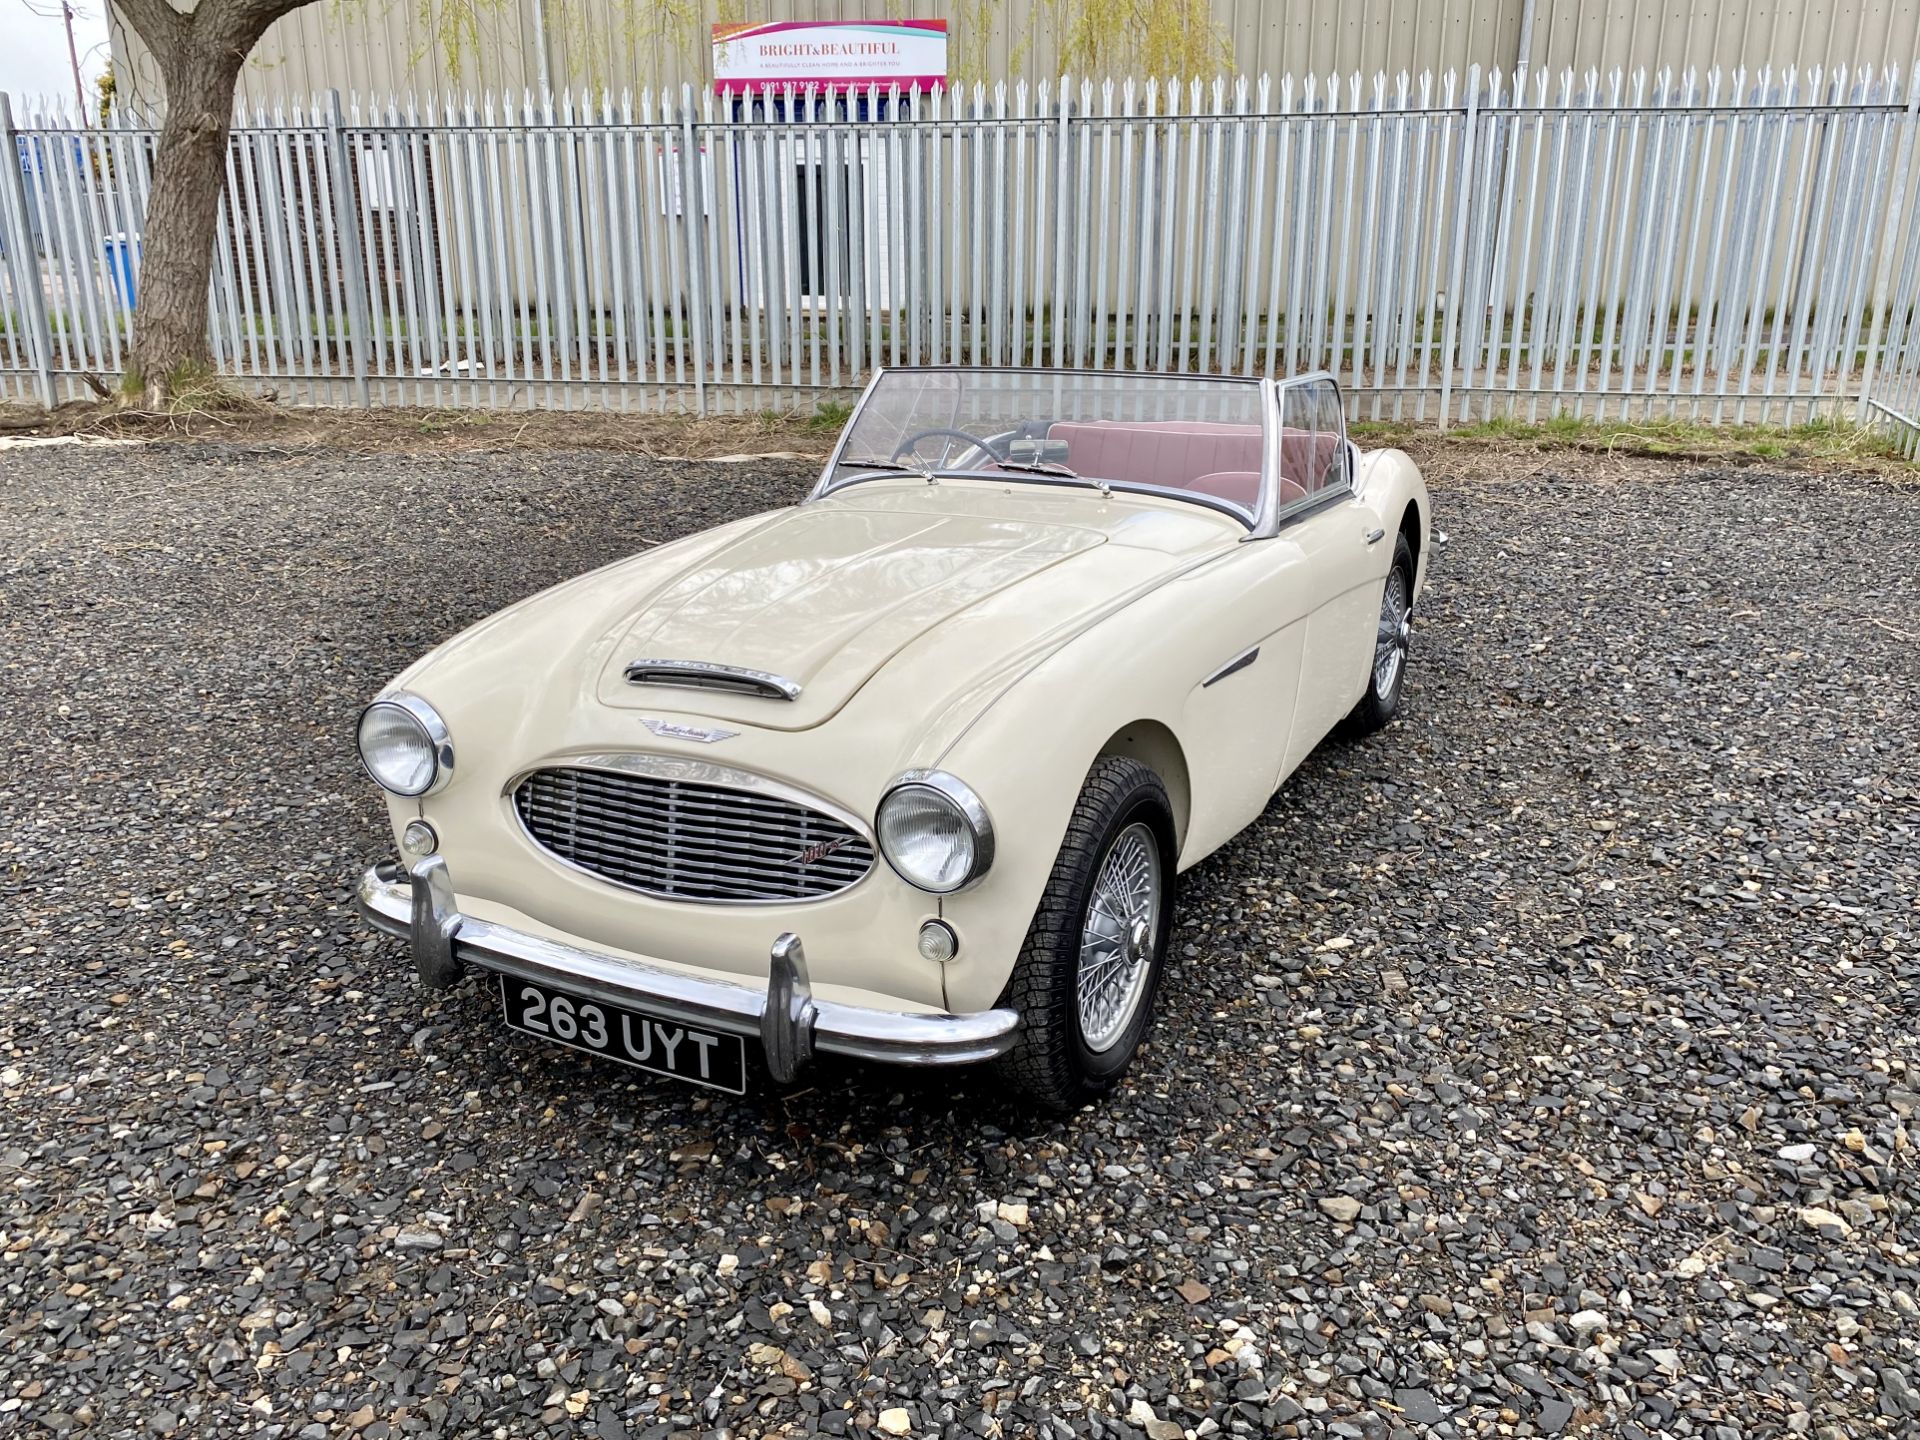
left=929, top=557, right=1289, bottom=1014
left=930, top=683, right=1165, bottom=1015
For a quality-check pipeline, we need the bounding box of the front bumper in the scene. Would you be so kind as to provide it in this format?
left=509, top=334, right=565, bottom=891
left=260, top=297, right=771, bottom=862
left=354, top=857, right=1021, bottom=1080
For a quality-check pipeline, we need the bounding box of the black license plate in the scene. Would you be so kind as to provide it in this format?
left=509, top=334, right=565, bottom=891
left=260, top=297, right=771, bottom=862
left=499, top=976, right=747, bottom=1094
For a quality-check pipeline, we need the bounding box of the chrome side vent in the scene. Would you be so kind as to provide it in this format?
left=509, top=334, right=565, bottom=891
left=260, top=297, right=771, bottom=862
left=623, top=659, right=801, bottom=701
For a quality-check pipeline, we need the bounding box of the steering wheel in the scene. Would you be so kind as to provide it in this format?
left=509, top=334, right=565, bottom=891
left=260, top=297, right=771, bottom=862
left=891, top=427, right=1008, bottom=465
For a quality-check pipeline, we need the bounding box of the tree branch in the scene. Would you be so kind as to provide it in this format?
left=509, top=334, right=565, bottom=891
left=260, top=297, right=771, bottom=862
left=196, top=0, right=326, bottom=62
left=116, top=0, right=322, bottom=80
left=111, top=0, right=191, bottom=72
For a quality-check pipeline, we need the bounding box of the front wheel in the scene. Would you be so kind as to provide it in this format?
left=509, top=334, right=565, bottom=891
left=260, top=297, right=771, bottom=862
left=995, top=757, right=1176, bottom=1113
left=1345, top=532, right=1414, bottom=735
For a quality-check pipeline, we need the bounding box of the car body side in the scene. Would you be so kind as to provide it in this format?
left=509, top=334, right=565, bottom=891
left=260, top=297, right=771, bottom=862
left=926, top=444, right=1427, bottom=1012
left=370, top=447, right=1429, bottom=1020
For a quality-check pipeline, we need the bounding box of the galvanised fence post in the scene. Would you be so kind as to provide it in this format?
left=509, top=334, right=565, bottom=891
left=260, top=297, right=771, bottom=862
left=1857, top=63, right=1920, bottom=425
left=0, top=94, right=58, bottom=407
left=323, top=89, right=373, bottom=407
left=1438, top=66, right=1482, bottom=431
left=678, top=86, right=709, bottom=416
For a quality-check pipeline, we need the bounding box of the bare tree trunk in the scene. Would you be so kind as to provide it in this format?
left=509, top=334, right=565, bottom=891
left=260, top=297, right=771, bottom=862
left=127, top=52, right=243, bottom=405
left=113, top=0, right=315, bottom=407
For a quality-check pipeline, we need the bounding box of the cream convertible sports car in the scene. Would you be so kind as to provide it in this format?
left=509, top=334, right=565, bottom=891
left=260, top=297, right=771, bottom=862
left=354, top=368, right=1429, bottom=1110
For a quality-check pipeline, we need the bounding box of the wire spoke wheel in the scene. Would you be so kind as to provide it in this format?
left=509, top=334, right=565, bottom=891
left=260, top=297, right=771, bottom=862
left=1075, top=822, right=1162, bottom=1053
left=998, top=757, right=1173, bottom=1110
left=1374, top=565, right=1410, bottom=697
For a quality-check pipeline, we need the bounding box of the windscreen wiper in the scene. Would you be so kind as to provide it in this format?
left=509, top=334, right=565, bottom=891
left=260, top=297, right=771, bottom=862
left=835, top=456, right=929, bottom=475
left=989, top=459, right=1111, bottom=495
left=834, top=455, right=939, bottom=486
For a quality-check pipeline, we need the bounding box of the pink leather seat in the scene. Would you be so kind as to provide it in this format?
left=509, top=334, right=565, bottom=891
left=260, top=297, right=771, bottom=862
left=1046, top=421, right=1263, bottom=492
left=1185, top=470, right=1261, bottom=508
left=1278, top=430, right=1345, bottom=492
left=1044, top=421, right=1339, bottom=507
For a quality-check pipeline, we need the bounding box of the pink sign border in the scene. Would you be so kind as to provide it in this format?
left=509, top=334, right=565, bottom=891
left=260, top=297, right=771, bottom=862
left=712, top=18, right=949, bottom=96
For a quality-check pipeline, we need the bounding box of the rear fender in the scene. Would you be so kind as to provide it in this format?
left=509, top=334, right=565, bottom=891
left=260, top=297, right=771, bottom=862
left=1353, top=448, right=1432, bottom=598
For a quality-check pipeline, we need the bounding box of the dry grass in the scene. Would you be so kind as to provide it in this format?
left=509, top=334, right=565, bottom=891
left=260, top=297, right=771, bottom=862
left=2, top=395, right=1912, bottom=475
left=0, top=399, right=845, bottom=458
left=1351, top=413, right=1914, bottom=475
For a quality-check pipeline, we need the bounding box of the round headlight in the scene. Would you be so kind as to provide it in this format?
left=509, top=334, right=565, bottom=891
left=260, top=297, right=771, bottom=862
left=357, top=694, right=453, bottom=797
left=876, top=772, right=994, bottom=894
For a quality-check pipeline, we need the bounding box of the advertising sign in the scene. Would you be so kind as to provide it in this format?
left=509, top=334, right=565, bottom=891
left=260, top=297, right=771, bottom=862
left=712, top=20, right=948, bottom=94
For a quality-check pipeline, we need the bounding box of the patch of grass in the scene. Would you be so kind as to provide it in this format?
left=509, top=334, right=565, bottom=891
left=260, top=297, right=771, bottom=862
left=1351, top=412, right=1909, bottom=468
left=748, top=400, right=855, bottom=437
left=803, top=399, right=856, bottom=434
left=158, top=365, right=255, bottom=417
left=118, top=359, right=256, bottom=418
left=1435, top=415, right=1540, bottom=442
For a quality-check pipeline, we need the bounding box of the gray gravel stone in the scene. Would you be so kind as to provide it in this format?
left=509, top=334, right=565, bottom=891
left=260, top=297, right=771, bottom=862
left=1393, top=1387, right=1447, bottom=1424
left=0, top=439, right=1915, bottom=1440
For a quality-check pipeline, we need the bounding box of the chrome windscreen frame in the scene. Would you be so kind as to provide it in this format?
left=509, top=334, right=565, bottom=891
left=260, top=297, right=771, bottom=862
left=812, top=368, right=889, bottom=501
left=810, top=366, right=1307, bottom=531
left=1253, top=369, right=1351, bottom=540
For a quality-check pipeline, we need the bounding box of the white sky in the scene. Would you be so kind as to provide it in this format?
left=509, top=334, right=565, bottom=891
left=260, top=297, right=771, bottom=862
left=2, top=0, right=112, bottom=111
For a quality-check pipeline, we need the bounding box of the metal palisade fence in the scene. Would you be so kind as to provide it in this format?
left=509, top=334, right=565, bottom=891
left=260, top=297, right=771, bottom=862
left=4, top=67, right=1920, bottom=448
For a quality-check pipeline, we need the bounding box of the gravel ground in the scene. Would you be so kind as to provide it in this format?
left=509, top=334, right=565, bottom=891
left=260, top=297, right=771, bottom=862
left=2, top=436, right=1916, bottom=1440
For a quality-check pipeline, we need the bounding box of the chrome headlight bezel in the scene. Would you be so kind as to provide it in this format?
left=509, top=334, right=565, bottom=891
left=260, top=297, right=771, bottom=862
left=875, top=770, right=995, bottom=894
left=356, top=693, right=455, bottom=798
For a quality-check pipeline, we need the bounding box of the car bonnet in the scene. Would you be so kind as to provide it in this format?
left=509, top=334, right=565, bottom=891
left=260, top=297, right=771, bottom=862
left=591, top=501, right=1112, bottom=731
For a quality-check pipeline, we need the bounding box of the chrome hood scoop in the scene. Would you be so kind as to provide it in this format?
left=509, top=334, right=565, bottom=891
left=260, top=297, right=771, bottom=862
left=594, top=503, right=1109, bottom=730
left=622, top=658, right=805, bottom=701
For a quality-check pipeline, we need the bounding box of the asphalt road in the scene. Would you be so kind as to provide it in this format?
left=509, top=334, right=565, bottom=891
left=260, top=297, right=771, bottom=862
left=1, top=438, right=1916, bottom=1439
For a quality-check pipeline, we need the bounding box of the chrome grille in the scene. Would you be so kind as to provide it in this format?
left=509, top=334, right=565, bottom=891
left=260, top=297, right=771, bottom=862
left=513, top=765, right=874, bottom=903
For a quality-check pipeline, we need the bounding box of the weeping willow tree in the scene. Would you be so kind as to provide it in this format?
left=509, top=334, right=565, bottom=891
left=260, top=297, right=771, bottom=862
left=946, top=0, right=1026, bottom=87
left=942, top=0, right=1234, bottom=90
left=1047, top=0, right=1232, bottom=80
left=302, top=0, right=715, bottom=94
left=405, top=0, right=499, bottom=86
left=385, top=0, right=1228, bottom=96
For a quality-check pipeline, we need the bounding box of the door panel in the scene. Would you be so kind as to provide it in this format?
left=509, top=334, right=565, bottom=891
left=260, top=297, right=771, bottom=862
left=1267, top=376, right=1399, bottom=774
left=1139, top=514, right=1330, bottom=862
left=1173, top=373, right=1402, bottom=851
left=1279, top=498, right=1378, bottom=773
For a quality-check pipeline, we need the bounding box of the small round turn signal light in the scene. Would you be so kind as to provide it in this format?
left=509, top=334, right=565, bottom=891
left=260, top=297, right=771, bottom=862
left=916, top=918, right=958, bottom=964
left=401, top=819, right=440, bottom=859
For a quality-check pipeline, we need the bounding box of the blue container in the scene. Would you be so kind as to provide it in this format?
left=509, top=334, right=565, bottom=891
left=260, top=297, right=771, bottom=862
left=104, top=232, right=139, bottom=309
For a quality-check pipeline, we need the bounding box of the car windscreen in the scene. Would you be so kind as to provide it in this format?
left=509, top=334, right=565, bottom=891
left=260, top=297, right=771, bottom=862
left=829, top=370, right=1269, bottom=522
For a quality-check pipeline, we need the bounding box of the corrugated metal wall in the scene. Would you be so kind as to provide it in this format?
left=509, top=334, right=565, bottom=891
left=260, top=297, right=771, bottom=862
left=110, top=0, right=1920, bottom=112
left=1526, top=0, right=1920, bottom=76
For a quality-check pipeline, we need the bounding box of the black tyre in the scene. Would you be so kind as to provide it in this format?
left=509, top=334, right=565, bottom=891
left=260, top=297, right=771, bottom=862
left=995, top=756, right=1176, bottom=1113
left=1344, top=532, right=1414, bottom=736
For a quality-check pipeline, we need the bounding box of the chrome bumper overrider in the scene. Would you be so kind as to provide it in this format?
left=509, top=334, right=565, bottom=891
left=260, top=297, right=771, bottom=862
left=354, top=857, right=1020, bottom=1081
